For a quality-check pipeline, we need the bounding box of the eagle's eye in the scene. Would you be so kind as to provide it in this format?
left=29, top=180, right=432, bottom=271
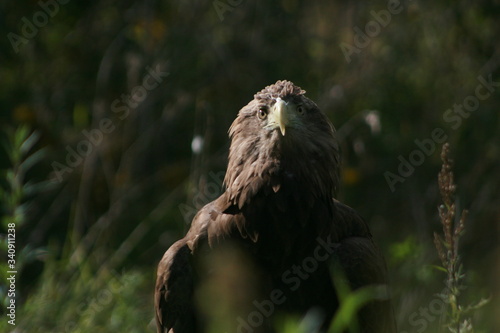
left=297, top=105, right=305, bottom=114
left=258, top=107, right=268, bottom=120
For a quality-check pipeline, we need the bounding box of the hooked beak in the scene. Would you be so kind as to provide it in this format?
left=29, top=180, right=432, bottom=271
left=270, top=98, right=289, bottom=136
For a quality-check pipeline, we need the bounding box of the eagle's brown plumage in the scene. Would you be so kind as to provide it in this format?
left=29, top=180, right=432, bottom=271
left=155, top=80, right=396, bottom=333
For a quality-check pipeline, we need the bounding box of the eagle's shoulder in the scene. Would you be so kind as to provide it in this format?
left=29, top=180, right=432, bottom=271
left=185, top=193, right=256, bottom=251
left=329, top=199, right=372, bottom=240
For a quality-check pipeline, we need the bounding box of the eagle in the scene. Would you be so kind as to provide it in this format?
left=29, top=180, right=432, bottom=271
left=155, top=80, right=396, bottom=333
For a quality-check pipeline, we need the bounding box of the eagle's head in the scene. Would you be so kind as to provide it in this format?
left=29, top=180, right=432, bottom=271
left=224, top=80, right=340, bottom=209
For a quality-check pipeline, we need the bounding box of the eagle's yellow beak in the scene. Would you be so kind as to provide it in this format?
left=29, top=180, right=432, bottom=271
left=271, top=98, right=290, bottom=136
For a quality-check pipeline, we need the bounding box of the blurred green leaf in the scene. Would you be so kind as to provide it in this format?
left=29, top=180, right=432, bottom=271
left=432, top=265, right=448, bottom=273
left=20, top=147, right=46, bottom=174
left=328, top=285, right=385, bottom=333
left=20, top=130, right=41, bottom=156
left=13, top=126, right=30, bottom=152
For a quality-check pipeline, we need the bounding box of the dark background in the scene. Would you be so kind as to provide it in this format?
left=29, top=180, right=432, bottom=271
left=1, top=1, right=499, bottom=332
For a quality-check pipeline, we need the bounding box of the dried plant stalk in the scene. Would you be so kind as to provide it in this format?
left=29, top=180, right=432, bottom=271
left=434, top=143, right=488, bottom=333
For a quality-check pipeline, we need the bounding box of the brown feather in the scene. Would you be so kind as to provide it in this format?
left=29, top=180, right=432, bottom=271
left=154, top=80, right=396, bottom=333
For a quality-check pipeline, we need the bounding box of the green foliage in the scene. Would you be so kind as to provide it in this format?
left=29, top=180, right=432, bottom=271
left=328, top=285, right=387, bottom=333
left=7, top=253, right=151, bottom=333
left=0, top=126, right=50, bottom=308
left=325, top=261, right=391, bottom=333
left=389, top=236, right=435, bottom=285
left=1, top=126, right=43, bottom=226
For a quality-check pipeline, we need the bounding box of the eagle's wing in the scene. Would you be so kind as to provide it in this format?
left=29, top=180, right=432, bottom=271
left=154, top=195, right=239, bottom=333
left=154, top=239, right=196, bottom=333
left=331, top=200, right=397, bottom=333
